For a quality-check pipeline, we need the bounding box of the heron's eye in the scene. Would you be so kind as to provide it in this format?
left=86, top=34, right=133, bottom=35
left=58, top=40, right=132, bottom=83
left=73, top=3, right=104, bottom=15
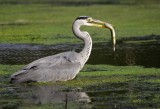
left=87, top=18, right=92, bottom=22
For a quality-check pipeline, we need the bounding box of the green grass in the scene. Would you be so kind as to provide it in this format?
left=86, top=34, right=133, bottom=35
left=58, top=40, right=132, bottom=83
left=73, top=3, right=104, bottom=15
left=0, top=4, right=160, bottom=44
left=1, top=64, right=159, bottom=87
left=0, top=64, right=160, bottom=92
left=0, top=64, right=159, bottom=88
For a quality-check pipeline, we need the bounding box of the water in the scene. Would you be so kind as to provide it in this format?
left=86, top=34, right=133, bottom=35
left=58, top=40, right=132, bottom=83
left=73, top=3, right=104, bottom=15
left=0, top=85, right=91, bottom=109
left=90, top=41, right=160, bottom=67
left=1, top=78, right=159, bottom=109
left=0, top=40, right=160, bottom=67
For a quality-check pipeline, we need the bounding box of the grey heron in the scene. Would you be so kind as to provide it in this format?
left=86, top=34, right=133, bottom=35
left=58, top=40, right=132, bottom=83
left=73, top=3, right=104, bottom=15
left=10, top=16, right=116, bottom=83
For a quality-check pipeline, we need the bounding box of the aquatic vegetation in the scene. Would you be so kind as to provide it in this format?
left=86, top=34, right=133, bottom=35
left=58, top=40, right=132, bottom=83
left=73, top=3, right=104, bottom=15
left=0, top=64, right=160, bottom=108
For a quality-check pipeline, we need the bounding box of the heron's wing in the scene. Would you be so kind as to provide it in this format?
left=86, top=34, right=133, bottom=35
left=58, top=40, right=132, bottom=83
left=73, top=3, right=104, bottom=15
left=25, top=51, right=79, bottom=69
left=10, top=52, right=82, bottom=83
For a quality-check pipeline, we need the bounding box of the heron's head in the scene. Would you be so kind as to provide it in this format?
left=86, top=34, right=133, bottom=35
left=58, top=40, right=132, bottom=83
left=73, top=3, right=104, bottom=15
left=74, top=16, right=112, bottom=28
left=74, top=16, right=116, bottom=51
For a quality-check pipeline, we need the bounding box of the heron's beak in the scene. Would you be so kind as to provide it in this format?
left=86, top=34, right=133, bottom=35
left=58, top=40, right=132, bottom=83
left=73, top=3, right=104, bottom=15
left=89, top=19, right=116, bottom=51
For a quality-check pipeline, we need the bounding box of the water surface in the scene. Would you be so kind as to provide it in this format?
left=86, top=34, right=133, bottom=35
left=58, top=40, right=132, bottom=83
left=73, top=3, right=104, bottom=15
left=0, top=38, right=160, bottom=67
left=1, top=76, right=159, bottom=109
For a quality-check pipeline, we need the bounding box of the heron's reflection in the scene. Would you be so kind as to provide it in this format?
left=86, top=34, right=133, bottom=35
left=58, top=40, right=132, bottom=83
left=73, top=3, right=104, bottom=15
left=20, top=85, right=91, bottom=108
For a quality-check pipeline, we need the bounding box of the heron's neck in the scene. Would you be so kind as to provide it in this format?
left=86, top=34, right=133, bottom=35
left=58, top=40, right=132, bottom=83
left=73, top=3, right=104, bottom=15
left=72, top=23, right=92, bottom=65
left=80, top=32, right=92, bottom=64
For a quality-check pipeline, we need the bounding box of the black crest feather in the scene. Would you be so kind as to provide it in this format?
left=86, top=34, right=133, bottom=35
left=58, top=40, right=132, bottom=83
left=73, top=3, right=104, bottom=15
left=76, top=16, right=89, bottom=20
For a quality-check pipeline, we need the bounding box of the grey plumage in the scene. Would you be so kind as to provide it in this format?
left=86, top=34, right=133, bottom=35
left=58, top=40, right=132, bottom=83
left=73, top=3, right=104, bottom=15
left=11, top=52, right=82, bottom=83
left=10, top=16, right=116, bottom=83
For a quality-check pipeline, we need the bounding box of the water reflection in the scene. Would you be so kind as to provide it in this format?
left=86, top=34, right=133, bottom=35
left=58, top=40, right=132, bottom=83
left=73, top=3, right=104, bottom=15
left=13, top=85, right=91, bottom=108
left=25, top=86, right=90, bottom=104
left=0, top=41, right=159, bottom=67
left=1, top=76, right=159, bottom=109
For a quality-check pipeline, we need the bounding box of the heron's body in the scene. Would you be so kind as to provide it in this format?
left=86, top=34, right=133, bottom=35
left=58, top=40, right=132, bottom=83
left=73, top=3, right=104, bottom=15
left=11, top=51, right=82, bottom=83
left=10, top=16, right=115, bottom=83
